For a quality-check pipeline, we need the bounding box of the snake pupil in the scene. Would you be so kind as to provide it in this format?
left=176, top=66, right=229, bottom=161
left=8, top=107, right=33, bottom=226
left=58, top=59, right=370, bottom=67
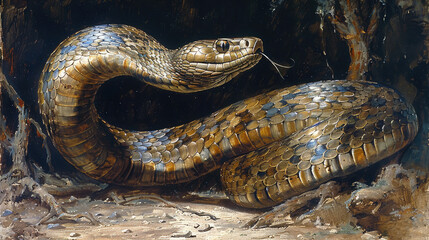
left=223, top=42, right=229, bottom=51
left=216, top=40, right=230, bottom=53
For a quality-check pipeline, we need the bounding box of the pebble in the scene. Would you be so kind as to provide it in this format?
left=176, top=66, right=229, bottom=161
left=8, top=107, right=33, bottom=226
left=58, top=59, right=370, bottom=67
left=108, top=211, right=121, bottom=219
left=314, top=216, right=322, bottom=226
left=94, top=213, right=103, bottom=217
left=316, top=225, right=329, bottom=230
left=133, top=215, right=144, bottom=220
left=47, top=223, right=64, bottom=230
left=171, top=231, right=194, bottom=238
left=361, top=231, right=380, bottom=240
left=193, top=223, right=200, bottom=228
left=329, top=229, right=338, bottom=234
left=69, top=232, right=80, bottom=237
left=197, top=224, right=213, bottom=232
left=159, top=219, right=166, bottom=223
left=122, top=229, right=132, bottom=233
left=301, top=218, right=312, bottom=224
left=68, top=196, right=78, bottom=203
left=1, top=209, right=13, bottom=217
left=162, top=213, right=175, bottom=219
left=152, top=209, right=164, bottom=215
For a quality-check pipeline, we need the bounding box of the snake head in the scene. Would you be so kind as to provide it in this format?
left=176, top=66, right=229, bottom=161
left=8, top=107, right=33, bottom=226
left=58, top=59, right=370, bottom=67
left=172, top=37, right=263, bottom=91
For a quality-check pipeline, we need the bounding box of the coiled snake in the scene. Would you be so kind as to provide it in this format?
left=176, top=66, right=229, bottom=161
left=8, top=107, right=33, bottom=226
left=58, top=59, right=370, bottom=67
left=38, top=24, right=418, bottom=208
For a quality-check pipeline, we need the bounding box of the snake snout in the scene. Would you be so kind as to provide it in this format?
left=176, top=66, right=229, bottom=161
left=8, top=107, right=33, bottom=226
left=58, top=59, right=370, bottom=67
left=252, top=39, right=264, bottom=54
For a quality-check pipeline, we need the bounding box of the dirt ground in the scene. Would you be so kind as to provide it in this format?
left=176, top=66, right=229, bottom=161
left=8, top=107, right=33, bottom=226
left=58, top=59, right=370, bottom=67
left=0, top=196, right=371, bottom=240
left=1, top=165, right=428, bottom=240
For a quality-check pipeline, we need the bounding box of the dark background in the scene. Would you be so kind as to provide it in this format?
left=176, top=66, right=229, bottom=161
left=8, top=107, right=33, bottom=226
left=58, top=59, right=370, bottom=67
left=2, top=0, right=427, bottom=172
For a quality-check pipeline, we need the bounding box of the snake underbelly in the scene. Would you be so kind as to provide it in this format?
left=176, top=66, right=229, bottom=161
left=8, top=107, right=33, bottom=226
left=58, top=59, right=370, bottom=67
left=38, top=24, right=418, bottom=208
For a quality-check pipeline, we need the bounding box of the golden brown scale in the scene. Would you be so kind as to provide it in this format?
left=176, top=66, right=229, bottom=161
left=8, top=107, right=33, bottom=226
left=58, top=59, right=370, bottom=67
left=38, top=24, right=418, bottom=209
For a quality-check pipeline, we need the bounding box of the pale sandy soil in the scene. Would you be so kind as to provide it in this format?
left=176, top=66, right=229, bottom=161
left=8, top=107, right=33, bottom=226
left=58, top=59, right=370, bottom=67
left=0, top=196, right=370, bottom=240
left=1, top=165, right=428, bottom=240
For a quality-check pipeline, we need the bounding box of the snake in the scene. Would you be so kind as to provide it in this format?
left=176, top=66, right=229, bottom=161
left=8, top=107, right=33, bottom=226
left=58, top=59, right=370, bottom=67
left=38, top=24, right=418, bottom=208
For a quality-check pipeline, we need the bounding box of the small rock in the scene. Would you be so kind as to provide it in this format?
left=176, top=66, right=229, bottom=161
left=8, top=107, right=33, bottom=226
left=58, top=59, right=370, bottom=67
left=159, top=219, right=166, bottom=223
left=162, top=213, right=175, bottom=219
left=133, top=215, right=144, bottom=220
left=329, top=229, right=338, bottom=234
left=94, top=213, right=103, bottom=217
left=1, top=209, right=13, bottom=217
left=316, top=225, right=329, bottom=230
left=142, top=220, right=150, bottom=225
left=314, top=216, right=322, bottom=226
left=301, top=218, right=312, bottom=224
left=108, top=211, right=121, bottom=219
left=69, top=232, right=80, bottom=237
left=69, top=196, right=78, bottom=203
left=122, top=229, right=132, bottom=233
left=152, top=209, right=164, bottom=215
left=361, top=231, right=380, bottom=240
left=47, top=223, right=64, bottom=230
left=197, top=224, right=213, bottom=232
left=171, top=230, right=194, bottom=238
left=193, top=223, right=200, bottom=228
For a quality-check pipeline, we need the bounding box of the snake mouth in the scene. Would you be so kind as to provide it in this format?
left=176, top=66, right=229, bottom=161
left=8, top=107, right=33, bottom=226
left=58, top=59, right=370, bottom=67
left=253, top=39, right=264, bottom=54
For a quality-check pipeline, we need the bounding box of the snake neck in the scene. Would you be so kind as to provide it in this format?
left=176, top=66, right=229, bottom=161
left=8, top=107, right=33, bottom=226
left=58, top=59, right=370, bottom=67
left=37, top=25, right=189, bottom=183
left=38, top=24, right=262, bottom=185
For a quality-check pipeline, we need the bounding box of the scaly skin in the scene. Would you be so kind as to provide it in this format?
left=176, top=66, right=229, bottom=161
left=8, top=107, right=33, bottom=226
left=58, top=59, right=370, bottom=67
left=38, top=24, right=418, bottom=208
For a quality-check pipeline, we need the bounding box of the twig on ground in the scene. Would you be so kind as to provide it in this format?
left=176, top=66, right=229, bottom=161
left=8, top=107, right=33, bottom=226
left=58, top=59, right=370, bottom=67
left=111, top=192, right=218, bottom=220
left=0, top=70, right=99, bottom=225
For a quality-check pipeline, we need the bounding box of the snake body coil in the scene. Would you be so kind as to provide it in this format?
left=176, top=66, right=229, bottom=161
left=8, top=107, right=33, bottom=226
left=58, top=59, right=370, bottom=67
left=39, top=24, right=418, bottom=208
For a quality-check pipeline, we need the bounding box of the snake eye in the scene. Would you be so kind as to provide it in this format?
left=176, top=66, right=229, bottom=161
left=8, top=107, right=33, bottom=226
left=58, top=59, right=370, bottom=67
left=215, top=40, right=230, bottom=53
